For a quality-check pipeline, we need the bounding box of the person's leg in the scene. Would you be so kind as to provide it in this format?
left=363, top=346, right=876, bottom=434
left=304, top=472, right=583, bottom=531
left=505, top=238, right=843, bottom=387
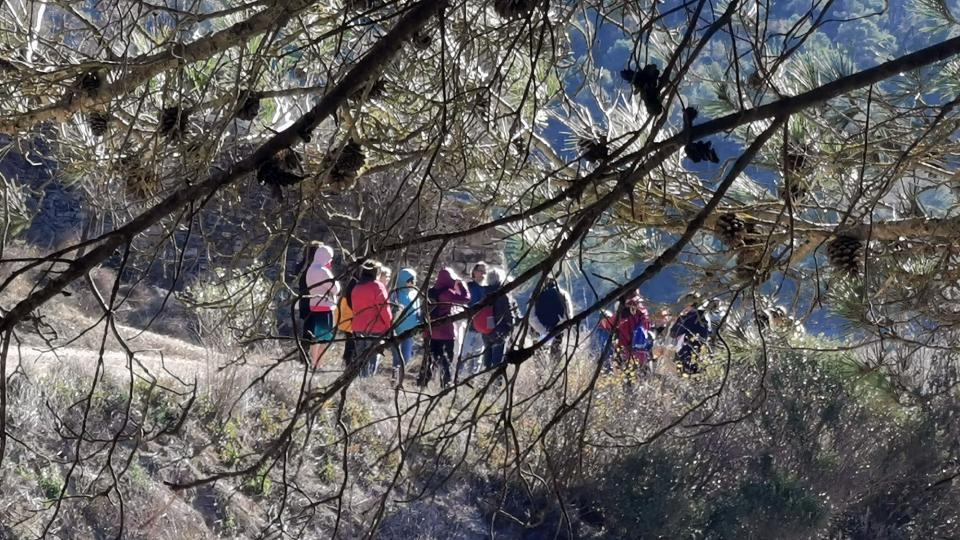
left=487, top=340, right=506, bottom=386
left=310, top=312, right=334, bottom=369
left=302, top=314, right=317, bottom=366
left=453, top=321, right=465, bottom=362
left=549, top=330, right=563, bottom=361
left=598, top=333, right=613, bottom=373
left=400, top=336, right=414, bottom=367
left=458, top=330, right=481, bottom=379
left=392, top=338, right=405, bottom=369
left=342, top=333, right=355, bottom=367
left=366, top=338, right=382, bottom=378
left=440, top=340, right=455, bottom=387
left=354, top=337, right=379, bottom=378
left=678, top=345, right=694, bottom=375
left=426, top=339, right=445, bottom=387
left=310, top=342, right=328, bottom=368
left=486, top=340, right=504, bottom=368
left=391, top=336, right=411, bottom=383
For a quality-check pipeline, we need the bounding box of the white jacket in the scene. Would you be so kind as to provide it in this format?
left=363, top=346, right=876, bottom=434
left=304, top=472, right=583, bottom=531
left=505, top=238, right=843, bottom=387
left=305, top=246, right=340, bottom=311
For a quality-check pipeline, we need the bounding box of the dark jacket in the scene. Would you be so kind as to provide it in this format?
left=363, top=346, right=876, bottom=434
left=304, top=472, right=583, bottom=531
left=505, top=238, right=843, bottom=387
left=670, top=309, right=712, bottom=341
left=484, top=283, right=519, bottom=342
left=534, top=282, right=569, bottom=330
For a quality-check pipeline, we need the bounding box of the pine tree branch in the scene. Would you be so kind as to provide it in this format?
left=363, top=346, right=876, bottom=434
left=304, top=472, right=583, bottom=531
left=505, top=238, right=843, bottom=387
left=0, top=0, right=446, bottom=465
left=372, top=34, right=960, bottom=255
left=0, top=0, right=315, bottom=133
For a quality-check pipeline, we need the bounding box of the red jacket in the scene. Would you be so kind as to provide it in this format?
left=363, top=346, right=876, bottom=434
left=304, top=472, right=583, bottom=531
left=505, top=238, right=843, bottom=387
left=616, top=308, right=651, bottom=362
left=351, top=280, right=393, bottom=335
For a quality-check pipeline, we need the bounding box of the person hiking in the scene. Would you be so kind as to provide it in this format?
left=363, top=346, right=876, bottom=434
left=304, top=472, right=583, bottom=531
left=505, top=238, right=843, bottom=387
left=616, top=294, right=652, bottom=378
left=457, top=261, right=488, bottom=380
left=650, top=308, right=673, bottom=364
left=421, top=267, right=470, bottom=388
left=532, top=276, right=573, bottom=361
left=670, top=292, right=713, bottom=376
left=378, top=265, right=392, bottom=288
left=480, top=267, right=519, bottom=371
left=350, top=260, right=393, bottom=378
left=303, top=243, right=340, bottom=369
left=337, top=273, right=357, bottom=368
left=596, top=308, right=616, bottom=372
left=390, top=267, right=421, bottom=384
left=296, top=242, right=320, bottom=322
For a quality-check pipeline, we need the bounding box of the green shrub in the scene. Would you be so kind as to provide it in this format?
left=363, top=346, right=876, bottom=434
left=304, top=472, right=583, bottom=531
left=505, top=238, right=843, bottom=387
left=705, top=456, right=826, bottom=538
left=243, top=464, right=273, bottom=497
left=588, top=447, right=698, bottom=538
left=38, top=467, right=63, bottom=501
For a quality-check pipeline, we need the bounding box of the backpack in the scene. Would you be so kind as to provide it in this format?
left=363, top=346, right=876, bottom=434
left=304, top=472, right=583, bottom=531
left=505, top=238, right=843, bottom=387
left=632, top=325, right=653, bottom=352
left=472, top=305, right=495, bottom=335
left=534, top=284, right=566, bottom=329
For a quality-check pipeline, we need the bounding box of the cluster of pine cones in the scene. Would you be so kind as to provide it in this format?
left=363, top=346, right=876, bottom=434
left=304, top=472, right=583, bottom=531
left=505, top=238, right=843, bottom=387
left=620, top=64, right=663, bottom=116
left=257, top=149, right=304, bottom=199
left=715, top=212, right=766, bottom=280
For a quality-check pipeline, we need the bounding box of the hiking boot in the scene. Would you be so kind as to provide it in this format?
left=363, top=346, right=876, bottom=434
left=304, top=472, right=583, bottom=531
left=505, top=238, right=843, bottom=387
left=392, top=367, right=399, bottom=383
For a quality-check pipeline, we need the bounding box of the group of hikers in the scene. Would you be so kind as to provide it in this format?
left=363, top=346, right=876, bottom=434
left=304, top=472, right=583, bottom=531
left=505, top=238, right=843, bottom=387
left=297, top=242, right=716, bottom=388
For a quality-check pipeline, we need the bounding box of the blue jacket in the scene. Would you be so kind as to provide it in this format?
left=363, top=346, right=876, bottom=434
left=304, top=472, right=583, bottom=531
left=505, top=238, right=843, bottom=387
left=391, top=268, right=422, bottom=334
left=467, top=280, right=487, bottom=307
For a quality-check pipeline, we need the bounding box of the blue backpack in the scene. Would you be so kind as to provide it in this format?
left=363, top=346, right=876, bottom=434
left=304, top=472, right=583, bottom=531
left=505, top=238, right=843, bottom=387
left=632, top=326, right=653, bottom=352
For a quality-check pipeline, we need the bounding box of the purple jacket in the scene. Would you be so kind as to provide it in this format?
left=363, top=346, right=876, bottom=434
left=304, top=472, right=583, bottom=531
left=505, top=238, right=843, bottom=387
left=427, top=268, right=470, bottom=341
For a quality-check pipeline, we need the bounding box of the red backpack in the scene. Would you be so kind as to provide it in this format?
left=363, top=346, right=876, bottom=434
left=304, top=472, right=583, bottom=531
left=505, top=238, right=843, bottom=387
left=472, top=305, right=495, bottom=335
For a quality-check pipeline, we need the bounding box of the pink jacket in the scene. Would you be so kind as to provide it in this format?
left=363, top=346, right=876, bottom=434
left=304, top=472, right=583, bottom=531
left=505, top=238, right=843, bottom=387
left=428, top=268, right=471, bottom=341
left=305, top=246, right=340, bottom=312
left=351, top=280, right=393, bottom=335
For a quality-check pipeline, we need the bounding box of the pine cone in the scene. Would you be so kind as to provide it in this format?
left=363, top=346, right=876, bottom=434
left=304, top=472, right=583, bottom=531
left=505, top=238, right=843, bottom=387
left=495, top=0, right=539, bottom=18
left=76, top=70, right=102, bottom=95
left=349, top=78, right=387, bottom=103
left=785, top=152, right=807, bottom=174
left=235, top=92, right=261, bottom=121
left=827, top=235, right=863, bottom=275
left=117, top=155, right=158, bottom=199
left=621, top=64, right=663, bottom=115
left=716, top=213, right=746, bottom=246
left=780, top=150, right=810, bottom=204
left=577, top=137, right=609, bottom=163
left=159, top=106, right=190, bottom=138
left=780, top=178, right=808, bottom=204
left=87, top=112, right=110, bottom=136
left=735, top=222, right=768, bottom=281
left=324, top=139, right=366, bottom=185
left=257, top=148, right=304, bottom=189
left=410, top=30, right=432, bottom=49
left=344, top=0, right=381, bottom=11
left=685, top=140, right=719, bottom=163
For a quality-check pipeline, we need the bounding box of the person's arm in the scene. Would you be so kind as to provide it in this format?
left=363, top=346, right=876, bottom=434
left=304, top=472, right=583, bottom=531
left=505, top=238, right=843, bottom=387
left=561, top=290, right=574, bottom=321
left=450, top=280, right=471, bottom=304
left=494, top=296, right=516, bottom=339
left=378, top=282, right=393, bottom=328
